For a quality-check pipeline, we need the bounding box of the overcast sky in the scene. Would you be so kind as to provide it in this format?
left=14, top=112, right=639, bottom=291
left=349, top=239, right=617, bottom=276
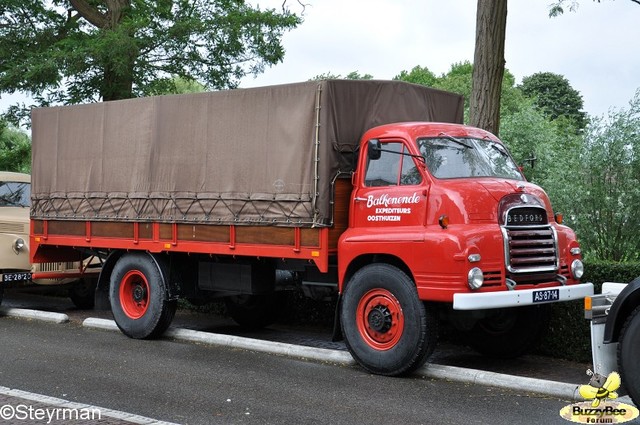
left=1, top=1, right=637, bottom=119
left=240, top=0, right=640, bottom=118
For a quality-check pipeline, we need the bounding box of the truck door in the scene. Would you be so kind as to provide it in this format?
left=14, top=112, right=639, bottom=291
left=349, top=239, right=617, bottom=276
left=353, top=140, right=427, bottom=228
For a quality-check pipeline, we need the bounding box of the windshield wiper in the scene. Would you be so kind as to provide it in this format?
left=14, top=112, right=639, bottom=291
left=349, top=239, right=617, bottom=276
left=489, top=141, right=509, bottom=158
left=438, top=132, right=472, bottom=149
left=0, top=197, right=27, bottom=208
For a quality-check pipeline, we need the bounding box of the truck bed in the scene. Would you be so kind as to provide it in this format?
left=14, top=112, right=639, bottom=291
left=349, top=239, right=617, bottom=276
left=32, top=178, right=352, bottom=273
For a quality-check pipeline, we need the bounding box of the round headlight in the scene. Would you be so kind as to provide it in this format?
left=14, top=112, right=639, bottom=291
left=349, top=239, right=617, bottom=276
left=571, top=259, right=584, bottom=280
left=14, top=238, right=25, bottom=252
left=467, top=267, right=484, bottom=290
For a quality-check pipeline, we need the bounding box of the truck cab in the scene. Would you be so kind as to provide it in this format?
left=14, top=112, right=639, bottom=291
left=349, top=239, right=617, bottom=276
left=337, top=122, right=592, bottom=374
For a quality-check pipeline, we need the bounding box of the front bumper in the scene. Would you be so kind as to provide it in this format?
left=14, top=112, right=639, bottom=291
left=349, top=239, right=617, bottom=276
left=453, top=282, right=594, bottom=310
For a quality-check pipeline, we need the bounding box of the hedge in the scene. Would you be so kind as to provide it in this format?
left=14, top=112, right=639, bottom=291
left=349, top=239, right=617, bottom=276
left=536, top=260, right=640, bottom=362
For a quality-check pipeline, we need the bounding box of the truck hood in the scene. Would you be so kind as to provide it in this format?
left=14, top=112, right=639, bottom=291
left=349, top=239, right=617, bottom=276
left=428, top=178, right=553, bottom=224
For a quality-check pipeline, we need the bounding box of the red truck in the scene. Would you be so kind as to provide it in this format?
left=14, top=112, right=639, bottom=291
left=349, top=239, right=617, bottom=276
left=29, top=80, right=593, bottom=375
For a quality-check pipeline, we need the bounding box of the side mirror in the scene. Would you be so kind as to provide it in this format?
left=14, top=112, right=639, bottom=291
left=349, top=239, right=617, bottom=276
left=367, top=139, right=381, bottom=160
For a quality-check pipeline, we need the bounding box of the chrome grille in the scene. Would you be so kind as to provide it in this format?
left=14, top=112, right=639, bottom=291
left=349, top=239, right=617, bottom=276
left=501, top=225, right=559, bottom=273
left=35, top=262, right=77, bottom=272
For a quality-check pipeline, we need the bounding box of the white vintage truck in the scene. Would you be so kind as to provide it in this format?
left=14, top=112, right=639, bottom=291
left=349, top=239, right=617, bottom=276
left=0, top=171, right=96, bottom=308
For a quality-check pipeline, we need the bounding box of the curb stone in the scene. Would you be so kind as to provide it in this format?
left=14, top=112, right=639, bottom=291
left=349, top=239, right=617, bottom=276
left=83, top=317, right=585, bottom=401
left=0, top=307, right=69, bottom=324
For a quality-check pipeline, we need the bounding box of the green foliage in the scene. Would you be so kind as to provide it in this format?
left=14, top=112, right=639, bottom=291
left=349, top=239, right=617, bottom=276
left=0, top=0, right=301, bottom=124
left=548, top=0, right=581, bottom=17
left=0, top=120, right=31, bottom=173
left=549, top=1, right=639, bottom=17
left=543, top=91, right=640, bottom=261
left=498, top=100, right=559, bottom=182
left=151, top=76, right=207, bottom=95
left=393, top=65, right=437, bottom=87
left=519, top=72, right=588, bottom=132
left=394, top=61, right=523, bottom=126
left=309, top=71, right=373, bottom=81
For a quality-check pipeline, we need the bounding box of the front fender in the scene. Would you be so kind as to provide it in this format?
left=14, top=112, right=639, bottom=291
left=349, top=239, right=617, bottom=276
left=0, top=233, right=30, bottom=271
left=604, top=276, right=640, bottom=343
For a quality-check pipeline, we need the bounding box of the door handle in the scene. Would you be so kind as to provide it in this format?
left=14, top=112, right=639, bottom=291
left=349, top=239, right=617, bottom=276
left=354, top=197, right=367, bottom=202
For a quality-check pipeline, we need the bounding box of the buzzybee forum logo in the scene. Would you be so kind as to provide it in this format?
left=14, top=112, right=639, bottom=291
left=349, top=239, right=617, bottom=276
left=559, top=370, right=639, bottom=424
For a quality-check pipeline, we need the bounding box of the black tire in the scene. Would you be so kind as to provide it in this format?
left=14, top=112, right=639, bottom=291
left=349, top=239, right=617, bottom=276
left=0, top=287, right=3, bottom=306
left=618, top=305, right=640, bottom=408
left=69, top=278, right=97, bottom=309
left=340, top=263, right=438, bottom=376
left=465, top=304, right=551, bottom=358
left=225, top=292, right=284, bottom=329
left=109, top=253, right=177, bottom=339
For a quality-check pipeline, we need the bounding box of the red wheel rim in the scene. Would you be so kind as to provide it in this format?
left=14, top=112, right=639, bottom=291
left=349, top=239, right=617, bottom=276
left=356, top=289, right=404, bottom=350
left=119, top=270, right=150, bottom=319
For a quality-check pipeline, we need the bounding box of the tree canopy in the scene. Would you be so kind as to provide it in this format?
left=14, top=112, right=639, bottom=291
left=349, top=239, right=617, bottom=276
left=519, top=72, right=587, bottom=131
left=0, top=0, right=301, bottom=123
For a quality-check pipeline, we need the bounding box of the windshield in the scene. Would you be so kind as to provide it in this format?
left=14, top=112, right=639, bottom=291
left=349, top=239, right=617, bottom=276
left=417, top=136, right=523, bottom=180
left=0, top=181, right=31, bottom=207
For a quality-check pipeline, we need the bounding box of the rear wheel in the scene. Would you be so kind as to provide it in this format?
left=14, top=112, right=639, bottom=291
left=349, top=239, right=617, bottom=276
left=69, top=278, right=97, bottom=309
left=109, top=253, right=177, bottom=339
left=340, top=263, right=437, bottom=376
left=618, top=306, right=640, bottom=407
left=225, top=292, right=284, bottom=329
left=465, top=304, right=551, bottom=358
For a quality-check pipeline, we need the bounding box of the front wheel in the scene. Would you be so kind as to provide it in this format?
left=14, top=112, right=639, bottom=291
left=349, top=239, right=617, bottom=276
left=618, top=306, right=640, bottom=407
left=109, top=253, right=177, bottom=339
left=340, top=264, right=438, bottom=376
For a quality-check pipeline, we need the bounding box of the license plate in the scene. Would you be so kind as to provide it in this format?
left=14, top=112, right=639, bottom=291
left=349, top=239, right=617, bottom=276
left=532, top=288, right=560, bottom=303
left=1, top=272, right=32, bottom=283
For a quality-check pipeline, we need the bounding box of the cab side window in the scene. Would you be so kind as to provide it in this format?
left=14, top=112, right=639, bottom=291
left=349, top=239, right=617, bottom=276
left=365, top=142, right=422, bottom=187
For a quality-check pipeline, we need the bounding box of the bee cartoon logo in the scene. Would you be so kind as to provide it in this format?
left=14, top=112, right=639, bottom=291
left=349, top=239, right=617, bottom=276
left=559, top=369, right=639, bottom=424
left=579, top=370, right=621, bottom=407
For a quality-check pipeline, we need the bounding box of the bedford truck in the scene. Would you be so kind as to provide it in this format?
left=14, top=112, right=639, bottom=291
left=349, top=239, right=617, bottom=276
left=0, top=171, right=97, bottom=308
left=29, top=80, right=593, bottom=375
left=585, top=279, right=640, bottom=407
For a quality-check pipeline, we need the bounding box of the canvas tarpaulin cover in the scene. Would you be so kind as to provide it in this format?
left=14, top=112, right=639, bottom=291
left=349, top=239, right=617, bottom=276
left=31, top=80, right=463, bottom=227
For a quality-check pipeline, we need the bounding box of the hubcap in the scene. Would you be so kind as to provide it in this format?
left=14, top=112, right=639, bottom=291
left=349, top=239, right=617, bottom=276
left=119, top=270, right=150, bottom=319
left=368, top=305, right=392, bottom=333
left=356, top=289, right=405, bottom=350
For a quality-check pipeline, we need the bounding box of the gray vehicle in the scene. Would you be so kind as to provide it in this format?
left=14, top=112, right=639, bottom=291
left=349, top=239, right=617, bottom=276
left=585, top=280, right=640, bottom=407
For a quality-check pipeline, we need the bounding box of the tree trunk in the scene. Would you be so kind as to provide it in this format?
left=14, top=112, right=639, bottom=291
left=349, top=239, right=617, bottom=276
left=102, top=63, right=134, bottom=101
left=470, top=0, right=508, bottom=135
left=70, top=0, right=135, bottom=101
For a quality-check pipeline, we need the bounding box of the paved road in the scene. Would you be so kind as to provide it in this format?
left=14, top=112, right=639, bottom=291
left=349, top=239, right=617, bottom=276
left=0, top=315, right=580, bottom=425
